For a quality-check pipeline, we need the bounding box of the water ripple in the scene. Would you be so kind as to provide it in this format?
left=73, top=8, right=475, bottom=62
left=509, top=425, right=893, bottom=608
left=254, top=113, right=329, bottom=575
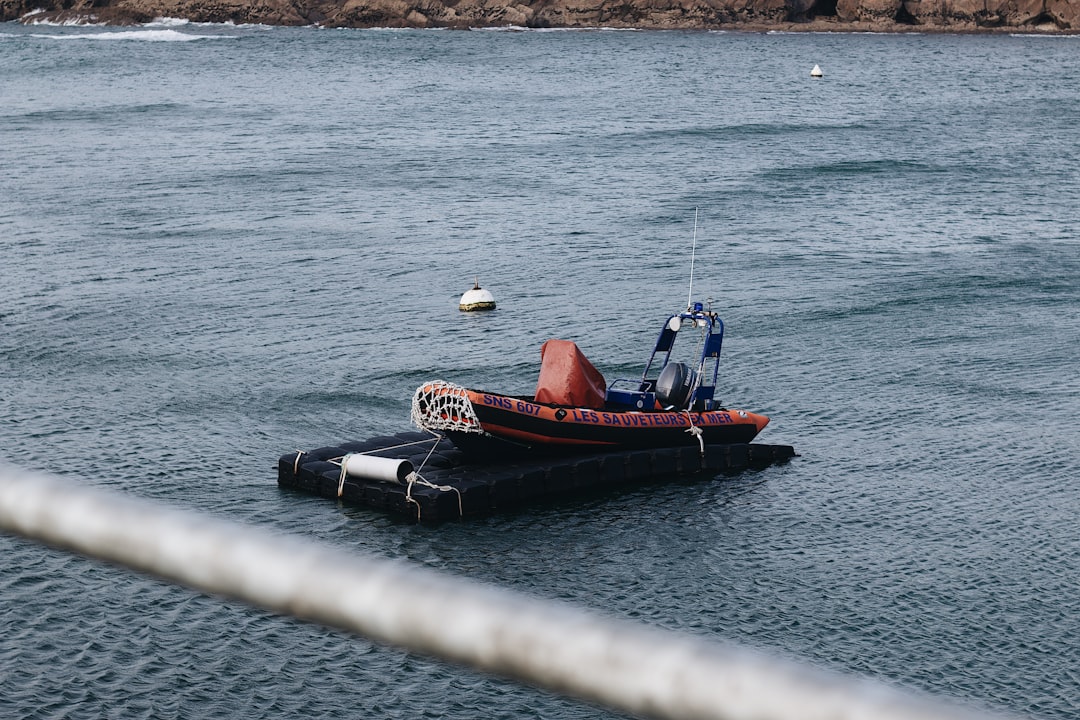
left=3, top=23, right=1080, bottom=720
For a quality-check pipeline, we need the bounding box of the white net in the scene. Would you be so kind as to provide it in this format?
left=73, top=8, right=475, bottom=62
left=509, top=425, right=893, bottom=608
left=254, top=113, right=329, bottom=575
left=411, top=380, right=484, bottom=435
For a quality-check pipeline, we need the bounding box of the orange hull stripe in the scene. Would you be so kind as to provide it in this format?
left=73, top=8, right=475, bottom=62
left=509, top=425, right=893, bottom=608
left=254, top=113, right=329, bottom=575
left=465, top=389, right=768, bottom=431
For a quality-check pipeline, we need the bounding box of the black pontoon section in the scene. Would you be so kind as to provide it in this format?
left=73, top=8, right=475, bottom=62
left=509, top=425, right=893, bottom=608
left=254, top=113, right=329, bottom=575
left=278, top=431, right=797, bottom=523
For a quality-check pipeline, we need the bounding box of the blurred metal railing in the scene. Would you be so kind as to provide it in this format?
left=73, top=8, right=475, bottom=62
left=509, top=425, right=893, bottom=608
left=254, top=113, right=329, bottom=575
left=0, top=464, right=1009, bottom=720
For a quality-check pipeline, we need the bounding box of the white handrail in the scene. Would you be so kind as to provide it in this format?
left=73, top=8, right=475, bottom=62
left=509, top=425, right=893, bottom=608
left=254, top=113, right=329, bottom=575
left=0, top=464, right=1009, bottom=720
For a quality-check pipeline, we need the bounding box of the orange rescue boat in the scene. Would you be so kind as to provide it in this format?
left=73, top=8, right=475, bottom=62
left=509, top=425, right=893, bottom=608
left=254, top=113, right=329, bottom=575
left=411, top=302, right=770, bottom=456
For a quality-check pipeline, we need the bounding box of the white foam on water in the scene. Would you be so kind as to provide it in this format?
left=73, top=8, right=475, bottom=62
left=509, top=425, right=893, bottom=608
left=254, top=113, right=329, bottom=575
left=1010, top=32, right=1079, bottom=38
left=144, top=17, right=272, bottom=29
left=471, top=25, right=642, bottom=32
left=145, top=16, right=191, bottom=26
left=36, top=28, right=234, bottom=41
left=23, top=14, right=106, bottom=26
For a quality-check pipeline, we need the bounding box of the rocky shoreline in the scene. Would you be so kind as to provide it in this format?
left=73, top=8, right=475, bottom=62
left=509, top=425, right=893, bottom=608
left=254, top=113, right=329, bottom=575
left=3, top=0, right=1077, bottom=32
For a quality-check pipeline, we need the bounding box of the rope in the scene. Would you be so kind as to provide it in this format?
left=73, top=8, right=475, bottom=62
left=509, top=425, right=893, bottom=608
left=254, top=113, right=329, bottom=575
left=401, top=427, right=460, bottom=518
left=337, top=459, right=349, bottom=498
left=411, top=431, right=445, bottom=476
left=405, top=472, right=463, bottom=521
left=683, top=411, right=705, bottom=456
left=359, top=436, right=442, bottom=456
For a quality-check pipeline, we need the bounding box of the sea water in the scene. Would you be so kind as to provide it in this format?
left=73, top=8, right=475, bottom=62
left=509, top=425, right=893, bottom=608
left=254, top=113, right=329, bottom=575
left=1, top=21, right=1079, bottom=719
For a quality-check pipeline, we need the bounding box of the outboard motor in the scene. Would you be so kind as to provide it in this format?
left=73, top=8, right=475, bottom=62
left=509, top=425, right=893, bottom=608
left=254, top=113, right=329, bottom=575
left=655, top=362, right=698, bottom=410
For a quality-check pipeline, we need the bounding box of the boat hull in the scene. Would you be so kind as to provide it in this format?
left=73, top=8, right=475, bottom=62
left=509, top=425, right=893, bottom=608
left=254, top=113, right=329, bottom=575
left=451, top=389, right=769, bottom=455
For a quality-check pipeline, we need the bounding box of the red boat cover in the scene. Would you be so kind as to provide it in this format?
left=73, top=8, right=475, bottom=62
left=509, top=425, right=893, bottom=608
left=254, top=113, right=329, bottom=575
left=533, top=339, right=607, bottom=409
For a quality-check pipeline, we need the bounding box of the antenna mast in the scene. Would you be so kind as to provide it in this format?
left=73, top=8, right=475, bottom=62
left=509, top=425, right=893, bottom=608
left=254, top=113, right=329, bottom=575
left=687, top=207, right=699, bottom=310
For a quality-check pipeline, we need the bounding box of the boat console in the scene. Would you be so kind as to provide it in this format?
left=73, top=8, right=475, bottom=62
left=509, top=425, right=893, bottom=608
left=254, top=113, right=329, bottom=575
left=605, top=302, right=724, bottom=412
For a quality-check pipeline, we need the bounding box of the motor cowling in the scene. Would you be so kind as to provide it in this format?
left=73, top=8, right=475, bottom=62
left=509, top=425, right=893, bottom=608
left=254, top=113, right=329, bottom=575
left=655, top=362, right=698, bottom=410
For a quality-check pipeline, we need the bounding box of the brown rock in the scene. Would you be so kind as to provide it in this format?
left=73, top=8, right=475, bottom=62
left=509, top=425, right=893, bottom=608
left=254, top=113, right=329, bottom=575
left=836, top=0, right=902, bottom=23
left=1045, top=0, right=1078, bottom=25
left=2, top=0, right=1077, bottom=32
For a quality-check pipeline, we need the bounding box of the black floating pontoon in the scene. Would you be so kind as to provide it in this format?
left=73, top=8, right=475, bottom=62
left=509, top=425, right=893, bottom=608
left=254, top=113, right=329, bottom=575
left=277, top=431, right=797, bottom=523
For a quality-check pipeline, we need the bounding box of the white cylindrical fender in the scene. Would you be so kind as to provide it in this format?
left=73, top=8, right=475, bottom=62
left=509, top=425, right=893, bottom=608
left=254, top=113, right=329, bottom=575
left=342, top=454, right=414, bottom=484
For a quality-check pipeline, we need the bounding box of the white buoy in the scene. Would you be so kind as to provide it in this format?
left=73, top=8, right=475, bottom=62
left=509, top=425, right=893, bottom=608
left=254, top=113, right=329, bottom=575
left=810, top=64, right=823, bottom=78
left=459, top=278, right=496, bottom=312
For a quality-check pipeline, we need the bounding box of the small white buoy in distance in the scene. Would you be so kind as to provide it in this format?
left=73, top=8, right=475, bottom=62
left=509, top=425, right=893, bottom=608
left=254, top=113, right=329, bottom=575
left=810, top=64, right=823, bottom=78
left=459, top=278, right=496, bottom=312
